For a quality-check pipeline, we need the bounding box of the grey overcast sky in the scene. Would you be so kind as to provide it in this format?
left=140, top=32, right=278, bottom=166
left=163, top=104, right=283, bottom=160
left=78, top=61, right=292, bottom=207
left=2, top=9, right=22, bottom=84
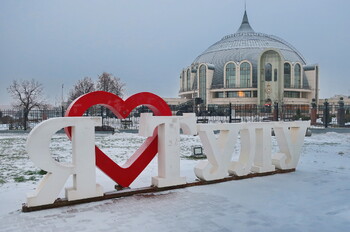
left=1, top=0, right=349, bottom=106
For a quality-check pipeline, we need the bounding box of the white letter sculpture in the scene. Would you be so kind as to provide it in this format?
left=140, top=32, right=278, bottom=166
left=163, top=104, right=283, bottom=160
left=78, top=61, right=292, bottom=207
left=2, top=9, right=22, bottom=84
left=272, top=121, right=310, bottom=170
left=229, top=123, right=276, bottom=176
left=25, top=115, right=309, bottom=208
left=26, top=117, right=103, bottom=207
left=195, top=124, right=239, bottom=181
left=195, top=121, right=310, bottom=181
left=139, top=113, right=196, bottom=187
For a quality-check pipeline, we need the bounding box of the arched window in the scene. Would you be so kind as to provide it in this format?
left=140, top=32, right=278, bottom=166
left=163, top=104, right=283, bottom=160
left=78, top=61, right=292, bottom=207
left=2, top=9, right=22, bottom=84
left=225, top=63, right=236, bottom=88
left=187, top=69, right=191, bottom=91
left=265, top=63, right=272, bottom=81
left=240, top=62, right=251, bottom=88
left=199, top=65, right=206, bottom=105
left=284, top=63, right=291, bottom=88
left=294, top=64, right=301, bottom=88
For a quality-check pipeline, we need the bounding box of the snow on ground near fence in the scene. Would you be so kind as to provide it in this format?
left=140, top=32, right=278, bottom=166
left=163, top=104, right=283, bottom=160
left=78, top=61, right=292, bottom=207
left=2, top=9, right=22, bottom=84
left=0, top=131, right=350, bottom=231
left=0, top=124, right=9, bottom=130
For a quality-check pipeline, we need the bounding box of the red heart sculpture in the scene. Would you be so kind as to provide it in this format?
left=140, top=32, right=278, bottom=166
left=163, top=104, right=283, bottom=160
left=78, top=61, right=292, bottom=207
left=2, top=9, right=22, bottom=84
left=64, top=91, right=172, bottom=187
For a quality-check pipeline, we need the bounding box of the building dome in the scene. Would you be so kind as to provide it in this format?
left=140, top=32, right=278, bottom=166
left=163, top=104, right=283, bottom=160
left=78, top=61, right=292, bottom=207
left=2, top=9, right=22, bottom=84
left=178, top=10, right=319, bottom=108
left=192, top=11, right=306, bottom=88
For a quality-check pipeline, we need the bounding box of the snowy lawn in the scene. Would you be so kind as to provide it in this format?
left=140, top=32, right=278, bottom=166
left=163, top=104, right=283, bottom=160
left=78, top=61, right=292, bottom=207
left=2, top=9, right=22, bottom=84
left=0, top=131, right=349, bottom=231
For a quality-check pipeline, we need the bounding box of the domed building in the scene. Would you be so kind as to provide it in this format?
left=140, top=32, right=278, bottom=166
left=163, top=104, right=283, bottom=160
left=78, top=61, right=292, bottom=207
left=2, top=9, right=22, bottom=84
left=178, top=11, right=319, bottom=109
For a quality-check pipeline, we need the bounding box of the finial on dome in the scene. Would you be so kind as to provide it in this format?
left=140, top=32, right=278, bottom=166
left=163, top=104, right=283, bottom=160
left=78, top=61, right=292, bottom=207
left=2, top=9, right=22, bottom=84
left=237, top=8, right=254, bottom=33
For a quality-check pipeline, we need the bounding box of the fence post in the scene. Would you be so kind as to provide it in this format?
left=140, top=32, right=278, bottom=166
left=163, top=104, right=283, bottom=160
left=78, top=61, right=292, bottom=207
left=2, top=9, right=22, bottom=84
left=229, top=103, right=232, bottom=123
left=311, top=98, right=317, bottom=125
left=337, top=97, right=345, bottom=127
left=280, top=103, right=284, bottom=121
left=273, top=102, right=279, bottom=121
left=61, top=105, right=64, bottom=117
left=100, top=106, right=103, bottom=126
left=323, top=99, right=329, bottom=128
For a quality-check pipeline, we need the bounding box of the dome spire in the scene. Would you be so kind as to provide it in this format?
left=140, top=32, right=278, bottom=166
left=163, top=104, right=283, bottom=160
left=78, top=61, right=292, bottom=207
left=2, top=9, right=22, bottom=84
left=237, top=9, right=254, bottom=33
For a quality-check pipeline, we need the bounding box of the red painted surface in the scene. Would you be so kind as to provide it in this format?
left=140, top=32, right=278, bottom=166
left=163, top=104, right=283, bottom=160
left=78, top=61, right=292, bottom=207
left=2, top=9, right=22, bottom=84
left=65, top=91, right=172, bottom=187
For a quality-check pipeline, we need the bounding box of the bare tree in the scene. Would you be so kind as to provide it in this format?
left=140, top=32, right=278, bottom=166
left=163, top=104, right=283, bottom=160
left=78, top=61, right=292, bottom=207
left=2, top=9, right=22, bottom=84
left=96, top=72, right=125, bottom=97
left=96, top=72, right=125, bottom=120
left=68, top=77, right=95, bottom=102
left=7, top=79, right=45, bottom=130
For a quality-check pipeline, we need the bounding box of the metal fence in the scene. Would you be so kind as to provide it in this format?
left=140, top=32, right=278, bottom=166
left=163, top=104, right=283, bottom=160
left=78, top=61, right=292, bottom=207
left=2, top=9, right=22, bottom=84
left=172, top=104, right=313, bottom=120
left=1, top=104, right=349, bottom=131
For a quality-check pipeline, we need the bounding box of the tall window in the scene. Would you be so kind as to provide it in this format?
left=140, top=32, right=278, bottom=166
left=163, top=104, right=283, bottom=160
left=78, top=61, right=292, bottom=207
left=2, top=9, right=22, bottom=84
left=240, top=62, right=251, bottom=88
left=199, top=65, right=206, bottom=105
left=225, top=63, right=236, bottom=88
left=274, top=69, right=278, bottom=82
left=294, top=64, right=301, bottom=88
left=181, top=71, right=185, bottom=91
left=187, top=69, right=191, bottom=91
left=193, top=72, right=198, bottom=90
left=284, top=63, right=291, bottom=88
left=265, top=63, right=272, bottom=81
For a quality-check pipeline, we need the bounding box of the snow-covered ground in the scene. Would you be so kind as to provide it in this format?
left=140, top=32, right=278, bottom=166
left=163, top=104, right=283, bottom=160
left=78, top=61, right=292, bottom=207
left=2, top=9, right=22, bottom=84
left=0, top=131, right=349, bottom=231
left=0, top=124, right=9, bottom=130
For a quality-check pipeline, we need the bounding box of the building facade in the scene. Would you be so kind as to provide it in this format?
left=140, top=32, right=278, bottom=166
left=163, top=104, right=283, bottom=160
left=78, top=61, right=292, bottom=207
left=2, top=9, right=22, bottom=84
left=178, top=11, right=319, bottom=109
